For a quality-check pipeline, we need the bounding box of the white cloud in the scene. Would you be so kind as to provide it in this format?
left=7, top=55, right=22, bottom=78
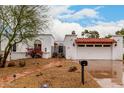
left=49, top=5, right=74, bottom=18
left=74, top=8, right=98, bottom=18
left=94, top=6, right=104, bottom=10
left=50, top=6, right=102, bottom=21
left=58, top=8, right=100, bottom=20
left=51, top=19, right=83, bottom=41
left=50, top=19, right=124, bottom=41
left=48, top=6, right=124, bottom=41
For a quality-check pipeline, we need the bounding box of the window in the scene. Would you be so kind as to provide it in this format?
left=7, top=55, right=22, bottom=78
left=86, top=45, right=93, bottom=47
left=34, top=40, right=42, bottom=51
left=13, top=43, right=16, bottom=52
left=95, top=45, right=102, bottom=47
left=103, top=45, right=111, bottom=47
left=59, top=46, right=63, bottom=53
left=78, top=45, right=85, bottom=47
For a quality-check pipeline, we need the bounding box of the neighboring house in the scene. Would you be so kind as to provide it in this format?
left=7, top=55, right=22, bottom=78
left=0, top=33, right=123, bottom=61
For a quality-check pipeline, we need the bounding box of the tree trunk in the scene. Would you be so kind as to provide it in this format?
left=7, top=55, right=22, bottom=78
left=1, top=46, right=11, bottom=68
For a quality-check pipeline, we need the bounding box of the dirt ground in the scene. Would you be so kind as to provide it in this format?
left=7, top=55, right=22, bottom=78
left=0, top=58, right=100, bottom=88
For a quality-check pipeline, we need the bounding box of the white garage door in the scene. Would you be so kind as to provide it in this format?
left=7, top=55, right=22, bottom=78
left=77, top=46, right=112, bottom=60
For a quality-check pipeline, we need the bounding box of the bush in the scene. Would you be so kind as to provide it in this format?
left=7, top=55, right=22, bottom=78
left=52, top=52, right=58, bottom=58
left=26, top=48, right=43, bottom=58
left=8, top=62, right=16, bottom=67
left=19, top=60, right=26, bottom=67
left=68, top=66, right=77, bottom=72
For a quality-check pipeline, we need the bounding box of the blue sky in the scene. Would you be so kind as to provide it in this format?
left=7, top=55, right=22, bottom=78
left=50, top=5, right=124, bottom=40
left=55, top=5, right=124, bottom=26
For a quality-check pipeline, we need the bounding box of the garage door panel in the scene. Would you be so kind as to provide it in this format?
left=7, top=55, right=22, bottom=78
left=77, top=47, right=112, bottom=59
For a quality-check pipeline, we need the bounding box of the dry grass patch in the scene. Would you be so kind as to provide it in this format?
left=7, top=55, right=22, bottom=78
left=5, top=60, right=100, bottom=88
left=0, top=58, right=51, bottom=78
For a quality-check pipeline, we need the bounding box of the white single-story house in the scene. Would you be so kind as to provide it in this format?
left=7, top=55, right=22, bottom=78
left=1, top=33, right=123, bottom=84
left=0, top=33, right=123, bottom=61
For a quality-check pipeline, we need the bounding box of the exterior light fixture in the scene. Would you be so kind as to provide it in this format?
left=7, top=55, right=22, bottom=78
left=45, top=48, right=47, bottom=52
left=73, top=43, right=75, bottom=47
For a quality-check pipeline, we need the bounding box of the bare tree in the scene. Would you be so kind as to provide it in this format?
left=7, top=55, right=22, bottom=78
left=0, top=5, right=50, bottom=67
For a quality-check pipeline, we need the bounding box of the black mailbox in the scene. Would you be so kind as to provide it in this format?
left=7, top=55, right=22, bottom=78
left=79, top=60, right=88, bottom=85
left=79, top=60, right=88, bottom=66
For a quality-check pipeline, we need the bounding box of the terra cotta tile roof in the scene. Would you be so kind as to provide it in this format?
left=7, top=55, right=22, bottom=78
left=75, top=38, right=116, bottom=44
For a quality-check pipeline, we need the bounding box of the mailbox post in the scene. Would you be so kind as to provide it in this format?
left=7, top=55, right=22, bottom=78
left=79, top=60, right=88, bottom=85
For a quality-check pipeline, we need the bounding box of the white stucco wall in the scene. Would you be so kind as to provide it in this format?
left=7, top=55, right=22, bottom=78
left=10, top=52, right=30, bottom=60
left=64, top=35, right=77, bottom=59
left=111, top=35, right=123, bottom=60
left=0, top=37, right=8, bottom=51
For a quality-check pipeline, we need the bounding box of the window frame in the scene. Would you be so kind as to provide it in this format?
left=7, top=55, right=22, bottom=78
left=78, top=45, right=85, bottom=47
left=86, top=45, right=94, bottom=47
left=103, top=45, right=111, bottom=47
left=95, top=45, right=102, bottom=47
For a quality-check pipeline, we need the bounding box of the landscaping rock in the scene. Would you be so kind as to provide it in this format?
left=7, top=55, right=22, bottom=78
left=19, top=60, right=26, bottom=67
left=8, top=62, right=16, bottom=67
left=36, top=72, right=43, bottom=77
left=37, top=62, right=40, bottom=65
left=68, top=66, right=77, bottom=72
left=36, top=74, right=40, bottom=77
left=56, top=64, right=62, bottom=67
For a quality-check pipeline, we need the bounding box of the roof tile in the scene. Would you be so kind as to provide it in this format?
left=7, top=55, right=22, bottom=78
left=75, top=38, right=116, bottom=44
